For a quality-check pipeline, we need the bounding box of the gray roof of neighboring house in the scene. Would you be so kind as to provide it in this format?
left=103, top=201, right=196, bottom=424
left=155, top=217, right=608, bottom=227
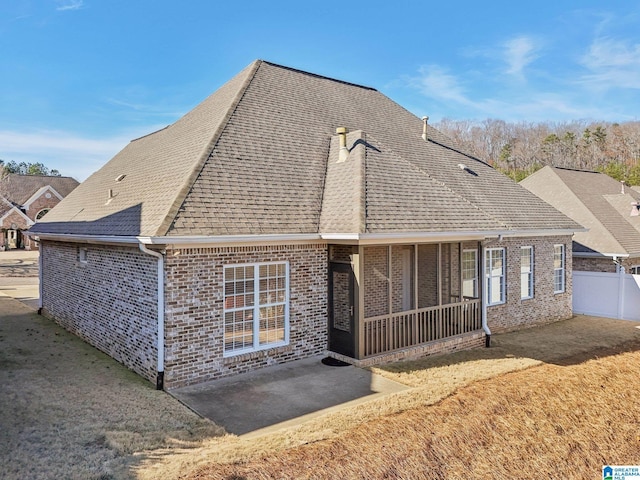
left=520, top=166, right=640, bottom=257
left=1, top=174, right=79, bottom=206
left=30, top=60, right=580, bottom=238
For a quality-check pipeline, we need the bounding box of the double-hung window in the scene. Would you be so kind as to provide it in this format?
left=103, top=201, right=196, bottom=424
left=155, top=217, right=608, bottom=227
left=223, top=261, right=289, bottom=356
left=462, top=249, right=478, bottom=298
left=553, top=244, right=565, bottom=293
left=521, top=246, right=534, bottom=299
left=485, top=248, right=505, bottom=305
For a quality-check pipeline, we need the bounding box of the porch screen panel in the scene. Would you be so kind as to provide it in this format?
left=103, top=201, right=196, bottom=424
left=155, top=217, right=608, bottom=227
left=418, top=244, right=438, bottom=308
left=363, top=246, right=389, bottom=317
left=332, top=270, right=351, bottom=332
left=391, top=245, right=414, bottom=313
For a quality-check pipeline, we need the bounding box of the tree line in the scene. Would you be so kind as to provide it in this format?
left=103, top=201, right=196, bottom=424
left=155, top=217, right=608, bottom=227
left=0, top=160, right=61, bottom=177
left=434, top=119, right=640, bottom=184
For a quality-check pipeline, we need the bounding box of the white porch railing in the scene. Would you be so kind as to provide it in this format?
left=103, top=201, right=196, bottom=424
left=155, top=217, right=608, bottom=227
left=362, top=299, right=481, bottom=357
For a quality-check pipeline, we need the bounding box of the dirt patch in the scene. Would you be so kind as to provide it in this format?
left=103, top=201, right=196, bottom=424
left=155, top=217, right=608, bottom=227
left=0, top=297, right=224, bottom=480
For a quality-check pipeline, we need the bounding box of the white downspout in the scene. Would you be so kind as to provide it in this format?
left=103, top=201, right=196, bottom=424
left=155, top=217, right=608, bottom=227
left=139, top=243, right=165, bottom=390
left=480, top=244, right=492, bottom=346
left=37, top=241, right=43, bottom=312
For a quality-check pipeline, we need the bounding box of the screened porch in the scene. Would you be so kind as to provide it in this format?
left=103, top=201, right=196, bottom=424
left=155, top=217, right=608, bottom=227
left=328, top=242, right=484, bottom=360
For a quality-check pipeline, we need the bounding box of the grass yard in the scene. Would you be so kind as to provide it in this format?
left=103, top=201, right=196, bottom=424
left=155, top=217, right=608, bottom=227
left=0, top=298, right=224, bottom=480
left=137, top=316, right=640, bottom=480
left=184, top=340, right=640, bottom=479
left=2, top=295, right=639, bottom=480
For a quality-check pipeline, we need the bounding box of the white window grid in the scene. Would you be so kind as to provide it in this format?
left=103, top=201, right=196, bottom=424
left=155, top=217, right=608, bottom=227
left=462, top=249, right=478, bottom=298
left=553, top=244, right=565, bottom=293
left=223, top=261, right=289, bottom=356
left=521, top=246, right=534, bottom=300
left=485, top=247, right=505, bottom=306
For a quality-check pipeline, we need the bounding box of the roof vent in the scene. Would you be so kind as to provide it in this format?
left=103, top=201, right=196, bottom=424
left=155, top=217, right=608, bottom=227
left=421, top=116, right=429, bottom=142
left=336, top=127, right=349, bottom=163
left=115, top=174, right=126, bottom=182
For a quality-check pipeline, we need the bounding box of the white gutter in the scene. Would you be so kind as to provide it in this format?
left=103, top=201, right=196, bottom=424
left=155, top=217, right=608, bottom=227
left=29, top=227, right=583, bottom=248
left=138, top=243, right=165, bottom=390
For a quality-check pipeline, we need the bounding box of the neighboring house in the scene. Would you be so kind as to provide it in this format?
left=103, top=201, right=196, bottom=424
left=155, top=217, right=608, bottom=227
left=520, top=166, right=640, bottom=273
left=520, top=166, right=640, bottom=320
left=0, top=174, right=79, bottom=250
left=29, top=60, right=581, bottom=390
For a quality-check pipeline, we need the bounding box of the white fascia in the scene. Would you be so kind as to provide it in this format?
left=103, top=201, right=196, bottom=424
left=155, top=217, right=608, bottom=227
left=29, top=228, right=582, bottom=247
left=0, top=206, right=34, bottom=227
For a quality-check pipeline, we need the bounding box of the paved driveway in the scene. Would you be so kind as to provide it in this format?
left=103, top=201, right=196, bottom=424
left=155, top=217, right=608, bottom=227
left=0, top=250, right=39, bottom=309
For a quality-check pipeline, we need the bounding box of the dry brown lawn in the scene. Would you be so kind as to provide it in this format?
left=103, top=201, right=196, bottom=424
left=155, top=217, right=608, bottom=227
left=0, top=298, right=224, bottom=480
left=138, top=316, right=640, bottom=480
left=183, top=340, right=640, bottom=480
left=3, top=295, right=640, bottom=480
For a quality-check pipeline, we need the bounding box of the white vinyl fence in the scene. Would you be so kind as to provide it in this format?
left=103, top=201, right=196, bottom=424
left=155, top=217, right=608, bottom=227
left=573, top=271, right=640, bottom=321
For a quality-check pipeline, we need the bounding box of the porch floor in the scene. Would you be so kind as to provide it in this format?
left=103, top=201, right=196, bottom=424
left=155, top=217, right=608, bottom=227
left=169, top=355, right=409, bottom=437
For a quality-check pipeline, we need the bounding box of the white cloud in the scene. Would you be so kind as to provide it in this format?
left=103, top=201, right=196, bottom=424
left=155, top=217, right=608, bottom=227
left=580, top=37, right=640, bottom=90
left=408, top=65, right=475, bottom=106
left=503, top=36, right=539, bottom=77
left=0, top=128, right=156, bottom=181
left=56, top=0, right=84, bottom=12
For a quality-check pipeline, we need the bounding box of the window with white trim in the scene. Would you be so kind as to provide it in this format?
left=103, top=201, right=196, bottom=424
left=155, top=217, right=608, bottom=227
left=223, top=261, right=289, bottom=356
left=485, top=247, right=505, bottom=305
left=630, top=265, right=640, bottom=275
left=553, top=244, right=565, bottom=293
left=521, top=246, right=534, bottom=299
left=462, top=249, right=478, bottom=298
left=78, top=247, right=88, bottom=264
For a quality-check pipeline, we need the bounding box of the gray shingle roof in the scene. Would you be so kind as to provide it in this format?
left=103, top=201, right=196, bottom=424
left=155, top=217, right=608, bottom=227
left=520, top=166, right=640, bottom=256
left=31, top=60, right=580, bottom=239
left=1, top=174, right=79, bottom=206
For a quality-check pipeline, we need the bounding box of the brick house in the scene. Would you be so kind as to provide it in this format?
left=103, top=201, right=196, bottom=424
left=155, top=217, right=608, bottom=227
left=29, top=60, right=581, bottom=390
left=0, top=174, right=79, bottom=250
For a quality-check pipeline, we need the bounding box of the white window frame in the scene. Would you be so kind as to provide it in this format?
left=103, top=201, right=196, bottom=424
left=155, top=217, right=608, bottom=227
left=462, top=249, right=478, bottom=299
left=553, top=244, right=565, bottom=294
left=223, top=261, right=290, bottom=357
left=630, top=265, right=640, bottom=275
left=485, top=247, right=506, bottom=306
left=520, top=246, right=534, bottom=300
left=78, top=247, right=88, bottom=264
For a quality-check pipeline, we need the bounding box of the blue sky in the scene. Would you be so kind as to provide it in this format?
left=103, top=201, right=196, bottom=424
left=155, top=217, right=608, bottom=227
left=1, top=1, right=640, bottom=181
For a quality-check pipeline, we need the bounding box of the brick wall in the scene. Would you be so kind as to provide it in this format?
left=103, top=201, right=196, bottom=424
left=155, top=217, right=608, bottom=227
left=25, top=191, right=61, bottom=221
left=40, top=241, right=159, bottom=382
left=164, top=244, right=327, bottom=388
left=485, top=235, right=573, bottom=332
left=573, top=255, right=640, bottom=273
